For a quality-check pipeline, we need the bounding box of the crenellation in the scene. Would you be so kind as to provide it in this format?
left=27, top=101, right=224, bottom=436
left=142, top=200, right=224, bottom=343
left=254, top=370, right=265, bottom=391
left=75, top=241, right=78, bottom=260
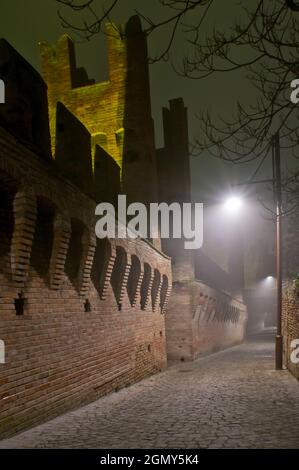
left=55, top=102, right=94, bottom=198
left=0, top=39, right=51, bottom=160
left=39, top=17, right=158, bottom=207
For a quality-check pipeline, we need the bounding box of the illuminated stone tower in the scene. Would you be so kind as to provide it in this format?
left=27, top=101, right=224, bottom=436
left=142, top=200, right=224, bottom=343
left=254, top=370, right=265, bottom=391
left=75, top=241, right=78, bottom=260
left=39, top=16, right=158, bottom=207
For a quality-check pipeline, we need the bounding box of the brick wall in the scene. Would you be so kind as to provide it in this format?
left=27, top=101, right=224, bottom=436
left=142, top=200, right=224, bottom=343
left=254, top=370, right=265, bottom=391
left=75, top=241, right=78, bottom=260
left=166, top=280, right=247, bottom=361
left=0, top=127, right=171, bottom=439
left=282, top=283, right=299, bottom=380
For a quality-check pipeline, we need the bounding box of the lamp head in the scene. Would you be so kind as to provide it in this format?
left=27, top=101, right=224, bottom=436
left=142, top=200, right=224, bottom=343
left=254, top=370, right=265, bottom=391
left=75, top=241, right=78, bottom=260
left=224, top=196, right=242, bottom=213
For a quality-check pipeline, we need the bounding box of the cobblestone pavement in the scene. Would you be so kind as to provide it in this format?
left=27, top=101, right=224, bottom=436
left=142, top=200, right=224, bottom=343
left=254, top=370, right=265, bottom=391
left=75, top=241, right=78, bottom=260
left=1, top=331, right=299, bottom=449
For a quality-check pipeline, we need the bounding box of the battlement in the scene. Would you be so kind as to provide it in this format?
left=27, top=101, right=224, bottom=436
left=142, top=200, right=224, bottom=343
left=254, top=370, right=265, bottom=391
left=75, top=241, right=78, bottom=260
left=0, top=38, right=51, bottom=160
left=157, top=98, right=191, bottom=205
left=39, top=16, right=158, bottom=206
left=39, top=34, right=95, bottom=90
left=156, top=98, right=194, bottom=282
left=0, top=16, right=159, bottom=209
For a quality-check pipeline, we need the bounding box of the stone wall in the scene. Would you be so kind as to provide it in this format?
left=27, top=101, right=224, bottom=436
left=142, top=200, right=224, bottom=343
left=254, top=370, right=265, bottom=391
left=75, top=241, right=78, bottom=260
left=166, top=280, right=247, bottom=361
left=282, top=283, right=299, bottom=380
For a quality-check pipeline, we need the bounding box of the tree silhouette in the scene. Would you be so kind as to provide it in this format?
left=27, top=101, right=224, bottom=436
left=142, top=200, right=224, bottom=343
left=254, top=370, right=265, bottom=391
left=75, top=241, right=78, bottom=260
left=54, top=1, right=299, bottom=162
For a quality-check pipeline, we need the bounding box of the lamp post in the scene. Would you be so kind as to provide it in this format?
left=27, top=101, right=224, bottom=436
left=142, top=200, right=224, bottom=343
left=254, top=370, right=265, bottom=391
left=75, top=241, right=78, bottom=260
left=273, top=133, right=283, bottom=370
left=224, top=132, right=283, bottom=370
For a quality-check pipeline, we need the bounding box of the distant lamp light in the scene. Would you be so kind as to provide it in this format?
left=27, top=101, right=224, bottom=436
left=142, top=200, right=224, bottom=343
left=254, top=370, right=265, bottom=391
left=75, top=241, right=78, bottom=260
left=224, top=196, right=242, bottom=213
left=266, top=276, right=274, bottom=280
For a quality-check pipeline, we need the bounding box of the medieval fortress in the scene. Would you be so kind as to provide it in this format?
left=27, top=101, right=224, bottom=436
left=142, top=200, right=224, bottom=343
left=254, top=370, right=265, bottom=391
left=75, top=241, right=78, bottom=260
left=0, top=16, right=247, bottom=438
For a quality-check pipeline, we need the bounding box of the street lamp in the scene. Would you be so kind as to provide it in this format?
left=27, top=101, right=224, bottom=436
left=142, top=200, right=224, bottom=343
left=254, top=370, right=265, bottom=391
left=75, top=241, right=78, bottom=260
left=224, top=196, right=242, bottom=213
left=224, top=148, right=283, bottom=371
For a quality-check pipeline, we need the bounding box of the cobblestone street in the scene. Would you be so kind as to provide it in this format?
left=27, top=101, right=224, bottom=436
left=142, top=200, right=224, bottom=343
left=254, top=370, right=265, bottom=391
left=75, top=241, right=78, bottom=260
left=1, top=331, right=299, bottom=449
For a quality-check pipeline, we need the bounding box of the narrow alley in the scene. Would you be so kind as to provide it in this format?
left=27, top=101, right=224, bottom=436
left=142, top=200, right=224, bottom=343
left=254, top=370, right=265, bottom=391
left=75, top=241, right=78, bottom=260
left=1, top=330, right=299, bottom=449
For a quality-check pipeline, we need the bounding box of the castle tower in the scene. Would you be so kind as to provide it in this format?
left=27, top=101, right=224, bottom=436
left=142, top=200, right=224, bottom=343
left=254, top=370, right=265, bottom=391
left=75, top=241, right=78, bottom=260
left=156, top=98, right=194, bottom=281
left=39, top=16, right=158, bottom=207
left=157, top=98, right=191, bottom=205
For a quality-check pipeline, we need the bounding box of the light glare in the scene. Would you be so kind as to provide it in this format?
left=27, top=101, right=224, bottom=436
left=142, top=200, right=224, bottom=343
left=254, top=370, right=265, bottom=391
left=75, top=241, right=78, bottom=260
left=224, top=196, right=242, bottom=213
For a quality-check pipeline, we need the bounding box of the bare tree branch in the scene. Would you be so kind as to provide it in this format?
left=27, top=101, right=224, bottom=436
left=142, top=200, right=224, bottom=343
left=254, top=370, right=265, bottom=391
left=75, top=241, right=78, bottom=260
left=285, top=0, right=299, bottom=12
left=53, top=0, right=299, bottom=219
